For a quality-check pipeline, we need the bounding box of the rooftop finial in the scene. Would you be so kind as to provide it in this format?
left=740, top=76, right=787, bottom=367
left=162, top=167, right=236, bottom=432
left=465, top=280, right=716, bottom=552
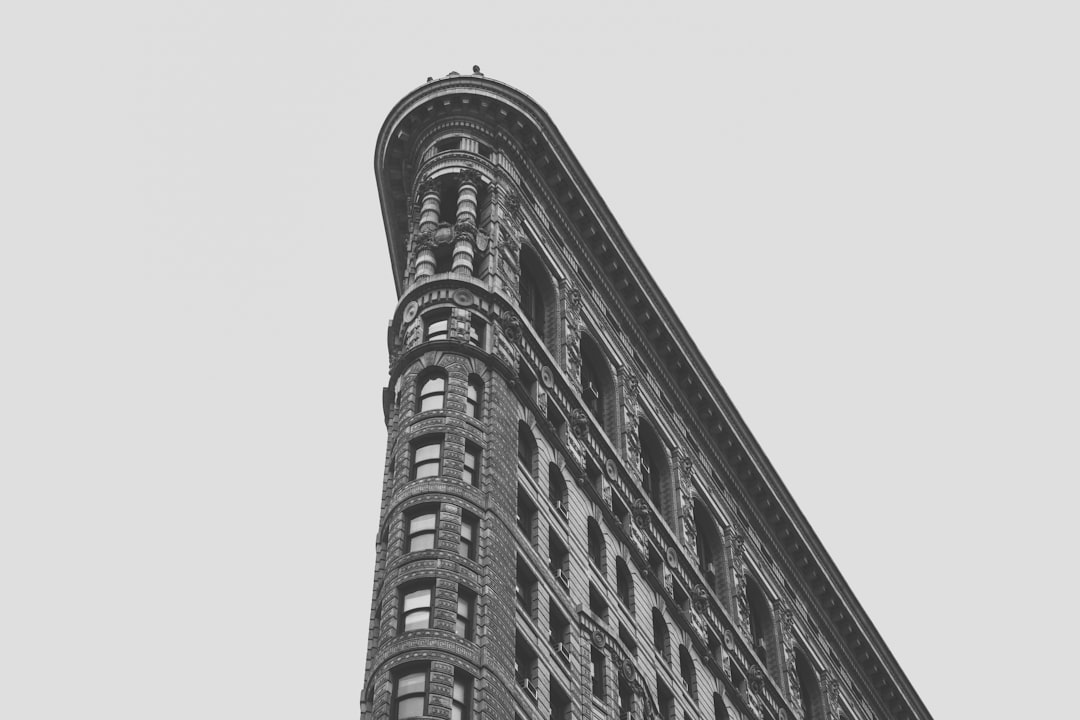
left=472, top=65, right=482, bottom=75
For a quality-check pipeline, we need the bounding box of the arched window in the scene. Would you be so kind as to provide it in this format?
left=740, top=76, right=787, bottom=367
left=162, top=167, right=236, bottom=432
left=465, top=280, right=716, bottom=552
left=638, top=420, right=671, bottom=520
left=795, top=648, right=823, bottom=720
left=746, top=577, right=775, bottom=673
left=693, top=499, right=726, bottom=599
left=579, top=333, right=614, bottom=434
left=417, top=368, right=448, bottom=412
left=587, top=517, right=605, bottom=573
left=466, top=375, right=483, bottom=419
left=517, top=422, right=536, bottom=475
left=519, top=245, right=555, bottom=348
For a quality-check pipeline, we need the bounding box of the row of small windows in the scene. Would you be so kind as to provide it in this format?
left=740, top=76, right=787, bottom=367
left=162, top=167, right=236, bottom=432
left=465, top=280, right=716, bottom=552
left=428, top=135, right=494, bottom=160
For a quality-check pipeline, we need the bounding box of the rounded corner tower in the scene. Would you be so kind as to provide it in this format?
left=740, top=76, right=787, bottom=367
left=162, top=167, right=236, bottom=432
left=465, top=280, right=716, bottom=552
left=362, top=73, right=933, bottom=720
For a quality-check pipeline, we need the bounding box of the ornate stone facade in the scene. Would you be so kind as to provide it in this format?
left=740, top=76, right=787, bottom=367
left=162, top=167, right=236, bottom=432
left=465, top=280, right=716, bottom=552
left=364, top=72, right=933, bottom=720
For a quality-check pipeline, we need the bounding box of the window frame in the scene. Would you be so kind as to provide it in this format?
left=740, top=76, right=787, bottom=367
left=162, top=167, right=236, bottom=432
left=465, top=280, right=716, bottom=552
left=424, top=312, right=451, bottom=343
left=459, top=512, right=478, bottom=560
left=417, top=369, right=448, bottom=413
left=452, top=669, right=472, bottom=720
left=400, top=581, right=435, bottom=633
left=462, top=441, right=481, bottom=487
left=411, top=435, right=443, bottom=480
left=392, top=665, right=429, bottom=720
left=456, top=586, right=475, bottom=640
left=404, top=505, right=439, bottom=553
left=466, top=375, right=483, bottom=419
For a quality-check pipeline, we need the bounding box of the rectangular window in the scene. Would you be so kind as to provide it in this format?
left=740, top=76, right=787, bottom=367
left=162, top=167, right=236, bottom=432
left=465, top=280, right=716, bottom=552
left=425, top=314, right=450, bottom=342
left=589, top=582, right=609, bottom=624
left=462, top=442, right=481, bottom=486
left=456, top=587, right=475, bottom=640
left=412, top=436, right=442, bottom=480
left=452, top=670, right=472, bottom=720
left=468, top=317, right=484, bottom=347
left=517, top=485, right=537, bottom=546
left=393, top=667, right=428, bottom=719
left=549, top=600, right=571, bottom=662
left=405, top=506, right=438, bottom=552
left=400, top=582, right=434, bottom=632
left=459, top=513, right=477, bottom=560
left=549, top=529, right=569, bottom=589
left=516, top=633, right=539, bottom=702
left=591, top=646, right=606, bottom=698
left=516, top=555, right=538, bottom=621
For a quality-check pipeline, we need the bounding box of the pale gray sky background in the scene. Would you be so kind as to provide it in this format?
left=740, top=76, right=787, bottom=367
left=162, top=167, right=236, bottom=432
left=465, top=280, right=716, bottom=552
left=2, top=2, right=1077, bottom=718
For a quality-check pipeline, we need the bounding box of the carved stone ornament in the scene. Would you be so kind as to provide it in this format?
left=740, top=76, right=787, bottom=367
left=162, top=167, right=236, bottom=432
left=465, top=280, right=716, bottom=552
left=691, top=584, right=709, bottom=613
left=604, top=459, right=617, bottom=479
left=624, top=371, right=639, bottom=402
left=618, top=657, right=637, bottom=682
left=474, top=232, right=489, bottom=252
left=453, top=219, right=477, bottom=243
left=781, top=603, right=796, bottom=632
left=540, top=365, right=554, bottom=388
left=591, top=629, right=607, bottom=649
left=416, top=177, right=439, bottom=199
left=723, top=628, right=735, bottom=650
left=457, top=168, right=482, bottom=188
left=748, top=665, right=765, bottom=694
left=566, top=286, right=583, bottom=317
left=664, top=546, right=678, bottom=568
left=498, top=313, right=523, bottom=344
left=730, top=533, right=746, bottom=562
left=413, top=228, right=436, bottom=251
left=680, top=453, right=694, bottom=479
left=503, top=189, right=521, bottom=217
left=626, top=519, right=648, bottom=557
left=433, top=222, right=455, bottom=246
left=569, top=408, right=589, bottom=439
left=501, top=226, right=521, bottom=256
left=402, top=301, right=419, bottom=324
left=452, top=289, right=474, bottom=307
left=631, top=498, right=651, bottom=530
left=825, top=673, right=842, bottom=720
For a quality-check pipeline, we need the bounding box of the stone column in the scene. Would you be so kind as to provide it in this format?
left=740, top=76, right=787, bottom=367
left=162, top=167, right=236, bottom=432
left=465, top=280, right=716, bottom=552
left=452, top=170, right=480, bottom=276
left=414, top=178, right=441, bottom=279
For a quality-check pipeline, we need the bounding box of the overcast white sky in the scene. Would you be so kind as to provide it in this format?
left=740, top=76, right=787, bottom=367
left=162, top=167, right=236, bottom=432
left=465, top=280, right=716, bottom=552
left=2, top=2, right=1078, bottom=718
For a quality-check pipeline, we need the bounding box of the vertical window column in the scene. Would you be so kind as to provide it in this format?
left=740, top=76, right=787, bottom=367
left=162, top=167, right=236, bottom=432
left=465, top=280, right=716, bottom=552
left=452, top=170, right=479, bottom=276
